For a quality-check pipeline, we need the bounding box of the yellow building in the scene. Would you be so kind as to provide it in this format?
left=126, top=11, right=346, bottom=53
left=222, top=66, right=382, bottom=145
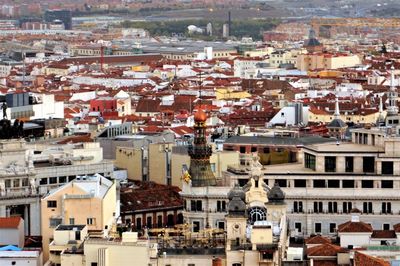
left=297, top=53, right=361, bottom=71
left=171, top=146, right=240, bottom=188
left=49, top=225, right=88, bottom=265
left=308, top=108, right=383, bottom=124
left=115, top=144, right=240, bottom=188
left=215, top=88, right=251, bottom=100
left=41, top=175, right=117, bottom=263
left=60, top=232, right=157, bottom=266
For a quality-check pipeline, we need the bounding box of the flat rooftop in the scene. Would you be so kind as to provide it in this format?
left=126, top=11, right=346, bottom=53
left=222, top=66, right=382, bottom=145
left=305, top=142, right=384, bottom=153
left=224, top=135, right=336, bottom=146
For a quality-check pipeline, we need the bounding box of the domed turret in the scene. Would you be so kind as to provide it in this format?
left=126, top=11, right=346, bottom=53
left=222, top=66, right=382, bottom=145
left=194, top=108, right=207, bottom=123
left=267, top=183, right=285, bottom=204
left=228, top=184, right=246, bottom=201
left=227, top=184, right=246, bottom=216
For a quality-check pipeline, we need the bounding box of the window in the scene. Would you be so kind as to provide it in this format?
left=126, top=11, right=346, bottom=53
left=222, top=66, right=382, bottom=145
left=263, top=147, right=270, bottom=153
left=294, top=222, right=302, bottom=233
left=69, top=218, right=75, bottom=225
left=294, top=179, right=306, bottom=188
left=22, top=178, right=29, bottom=187
left=87, top=218, right=95, bottom=225
left=275, top=179, right=287, bottom=187
left=136, top=217, right=142, bottom=230
left=382, top=202, right=392, bottom=214
left=383, top=223, right=390, bottom=230
left=196, top=200, right=202, bottom=211
left=382, top=162, right=394, bottom=175
left=345, top=157, right=354, bottom=172
left=382, top=180, right=393, bottom=189
left=147, top=216, right=152, bottom=228
left=13, top=179, right=19, bottom=187
left=304, top=153, right=316, bottom=170
left=362, top=180, right=374, bottom=188
left=239, top=146, right=246, bottom=153
left=315, top=223, right=322, bottom=233
left=188, top=264, right=195, bottom=266
left=363, top=157, right=375, bottom=173
left=342, top=180, right=354, bottom=188
left=328, top=180, right=340, bottom=188
left=218, top=221, right=225, bottom=229
left=343, top=202, right=352, bottom=213
left=193, top=221, right=200, bottom=232
left=313, top=202, right=323, bottom=213
left=217, top=201, right=226, bottom=212
left=329, top=223, right=336, bottom=233
left=293, top=201, right=303, bottom=213
left=59, top=176, right=67, bottom=183
left=232, top=264, right=242, bottom=266
left=157, top=215, right=163, bottom=228
left=313, top=180, right=325, bottom=188
left=49, top=177, right=57, bottom=184
left=325, top=156, right=336, bottom=172
left=251, top=147, right=257, bottom=152
left=5, top=179, right=11, bottom=188
left=91, top=263, right=98, bottom=266
left=363, top=202, right=373, bottom=214
left=328, top=202, right=338, bottom=213
left=47, top=201, right=57, bottom=208
left=50, top=218, right=62, bottom=228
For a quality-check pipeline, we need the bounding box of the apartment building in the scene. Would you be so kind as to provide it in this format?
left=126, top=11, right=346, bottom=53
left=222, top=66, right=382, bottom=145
left=41, top=174, right=117, bottom=262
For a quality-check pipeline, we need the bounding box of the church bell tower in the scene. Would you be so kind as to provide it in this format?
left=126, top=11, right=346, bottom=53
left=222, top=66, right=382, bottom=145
left=188, top=109, right=217, bottom=187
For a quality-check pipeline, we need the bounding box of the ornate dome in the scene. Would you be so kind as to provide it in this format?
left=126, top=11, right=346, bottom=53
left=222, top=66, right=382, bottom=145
left=228, top=184, right=246, bottom=201
left=194, top=108, right=207, bottom=123
left=267, top=183, right=285, bottom=204
left=227, top=184, right=246, bottom=216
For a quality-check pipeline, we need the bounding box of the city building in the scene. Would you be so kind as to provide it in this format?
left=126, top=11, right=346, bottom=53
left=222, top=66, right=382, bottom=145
left=41, top=174, right=117, bottom=262
left=0, top=217, right=25, bottom=247
left=44, top=10, right=72, bottom=30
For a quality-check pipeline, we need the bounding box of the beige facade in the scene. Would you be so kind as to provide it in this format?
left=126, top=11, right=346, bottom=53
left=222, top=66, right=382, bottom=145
left=115, top=144, right=239, bottom=188
left=172, top=148, right=240, bottom=188
left=297, top=53, right=361, bottom=71
left=308, top=109, right=383, bottom=124
left=60, top=232, right=157, bottom=266
left=41, top=175, right=116, bottom=263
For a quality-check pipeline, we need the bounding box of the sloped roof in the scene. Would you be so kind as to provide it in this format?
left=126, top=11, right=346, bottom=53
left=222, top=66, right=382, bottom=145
left=306, top=235, right=332, bottom=245
left=354, top=251, right=390, bottom=266
left=371, top=230, right=396, bottom=239
left=307, top=243, right=346, bottom=257
left=120, top=181, right=183, bottom=213
left=0, top=217, right=22, bottom=229
left=338, top=221, right=373, bottom=233
left=135, top=98, right=161, bottom=113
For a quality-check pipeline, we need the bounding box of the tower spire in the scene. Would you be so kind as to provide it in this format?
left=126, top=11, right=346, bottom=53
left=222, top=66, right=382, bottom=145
left=187, top=108, right=216, bottom=187
left=334, top=96, right=340, bottom=119
left=387, top=66, right=399, bottom=116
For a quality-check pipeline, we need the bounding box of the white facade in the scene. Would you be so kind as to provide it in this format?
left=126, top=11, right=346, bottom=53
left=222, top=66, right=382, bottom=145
left=0, top=250, right=42, bottom=266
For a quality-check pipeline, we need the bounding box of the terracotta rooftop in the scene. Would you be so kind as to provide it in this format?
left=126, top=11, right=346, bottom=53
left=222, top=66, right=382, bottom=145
left=371, top=230, right=396, bottom=239
left=338, top=221, right=373, bottom=233
left=0, top=217, right=22, bottom=229
left=120, top=181, right=183, bottom=214
left=306, top=235, right=332, bottom=245
left=307, top=243, right=346, bottom=257
left=354, top=251, right=390, bottom=266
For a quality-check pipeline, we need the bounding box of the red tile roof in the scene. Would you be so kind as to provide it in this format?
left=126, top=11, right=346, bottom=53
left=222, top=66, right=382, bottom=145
left=120, top=181, right=183, bottom=213
left=354, top=251, right=390, bottom=266
left=338, top=221, right=373, bottom=233
left=306, top=235, right=332, bottom=245
left=0, top=217, right=22, bottom=229
left=307, top=243, right=346, bottom=257
left=371, top=230, right=396, bottom=239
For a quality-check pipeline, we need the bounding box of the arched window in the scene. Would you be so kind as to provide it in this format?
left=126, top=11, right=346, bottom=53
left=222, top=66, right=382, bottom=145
left=248, top=207, right=267, bottom=224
